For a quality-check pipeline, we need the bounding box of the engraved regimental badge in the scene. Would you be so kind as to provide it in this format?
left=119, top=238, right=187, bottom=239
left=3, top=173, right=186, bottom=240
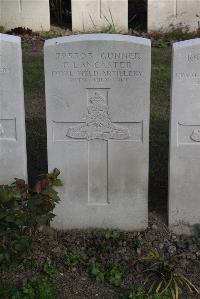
left=66, top=91, right=130, bottom=141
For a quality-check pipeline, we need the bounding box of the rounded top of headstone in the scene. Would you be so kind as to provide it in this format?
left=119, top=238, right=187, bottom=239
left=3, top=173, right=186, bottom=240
left=0, top=33, right=21, bottom=44
left=173, top=38, right=200, bottom=50
left=44, top=34, right=151, bottom=48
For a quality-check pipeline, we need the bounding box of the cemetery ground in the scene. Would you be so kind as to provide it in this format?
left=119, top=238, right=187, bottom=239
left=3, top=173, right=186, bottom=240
left=0, top=36, right=200, bottom=299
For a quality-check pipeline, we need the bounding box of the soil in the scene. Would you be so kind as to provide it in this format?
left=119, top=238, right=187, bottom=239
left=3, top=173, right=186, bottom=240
left=1, top=213, right=200, bottom=299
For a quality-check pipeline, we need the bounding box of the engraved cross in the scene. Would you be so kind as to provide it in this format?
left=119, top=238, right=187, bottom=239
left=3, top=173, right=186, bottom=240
left=18, top=0, right=22, bottom=12
left=175, top=0, right=178, bottom=17
left=66, top=88, right=130, bottom=205
left=53, top=88, right=143, bottom=205
left=98, top=0, right=102, bottom=18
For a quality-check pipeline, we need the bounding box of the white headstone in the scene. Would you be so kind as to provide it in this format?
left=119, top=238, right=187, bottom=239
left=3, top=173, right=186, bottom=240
left=72, top=0, right=128, bottom=32
left=0, top=34, right=27, bottom=184
left=169, top=39, right=200, bottom=234
left=148, top=0, right=200, bottom=32
left=44, top=34, right=151, bottom=230
left=0, top=0, right=50, bottom=31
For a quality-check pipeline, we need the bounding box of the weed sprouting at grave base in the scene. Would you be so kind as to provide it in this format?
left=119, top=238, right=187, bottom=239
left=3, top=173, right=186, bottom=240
left=62, top=249, right=87, bottom=266
left=133, top=249, right=199, bottom=299
left=12, top=276, right=58, bottom=299
left=89, top=261, right=125, bottom=286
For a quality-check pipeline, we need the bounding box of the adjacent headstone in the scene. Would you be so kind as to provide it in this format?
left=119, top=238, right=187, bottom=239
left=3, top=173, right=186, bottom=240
left=44, top=34, right=151, bottom=230
left=0, top=34, right=27, bottom=184
left=169, top=39, right=200, bottom=234
left=148, top=0, right=200, bottom=32
left=0, top=0, right=50, bottom=31
left=72, top=0, right=128, bottom=32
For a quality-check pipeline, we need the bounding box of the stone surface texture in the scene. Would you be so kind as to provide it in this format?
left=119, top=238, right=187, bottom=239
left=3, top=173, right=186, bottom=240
left=72, top=0, right=128, bottom=32
left=0, top=34, right=27, bottom=184
left=45, top=34, right=151, bottom=230
left=0, top=0, right=50, bottom=31
left=169, top=39, right=200, bottom=234
left=148, top=0, right=200, bottom=32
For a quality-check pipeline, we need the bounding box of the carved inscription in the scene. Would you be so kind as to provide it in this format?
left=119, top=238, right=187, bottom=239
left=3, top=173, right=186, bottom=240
left=176, top=72, right=200, bottom=85
left=0, top=67, right=10, bottom=74
left=188, top=53, right=200, bottom=63
left=51, top=51, right=142, bottom=83
left=175, top=52, right=200, bottom=84
left=176, top=72, right=198, bottom=79
left=66, top=92, right=130, bottom=140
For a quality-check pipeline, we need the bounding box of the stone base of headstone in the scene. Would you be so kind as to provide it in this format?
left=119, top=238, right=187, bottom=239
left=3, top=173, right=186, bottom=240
left=72, top=0, right=128, bottom=33
left=0, top=0, right=50, bottom=31
left=148, top=0, right=200, bottom=32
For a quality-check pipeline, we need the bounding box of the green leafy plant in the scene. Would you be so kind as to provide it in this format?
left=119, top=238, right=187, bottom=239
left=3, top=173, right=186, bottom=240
left=152, top=39, right=167, bottom=49
left=89, top=262, right=125, bottom=286
left=106, top=263, right=125, bottom=287
left=12, top=276, right=58, bottom=299
left=22, top=41, right=29, bottom=49
left=132, top=238, right=144, bottom=250
left=39, top=30, right=60, bottom=39
left=89, top=262, right=106, bottom=283
left=137, top=249, right=199, bottom=299
left=0, top=259, right=58, bottom=298
left=62, top=249, right=87, bottom=266
left=165, top=25, right=193, bottom=41
left=43, top=258, right=58, bottom=280
left=104, top=229, right=124, bottom=247
left=150, top=25, right=197, bottom=49
left=0, top=169, right=62, bottom=264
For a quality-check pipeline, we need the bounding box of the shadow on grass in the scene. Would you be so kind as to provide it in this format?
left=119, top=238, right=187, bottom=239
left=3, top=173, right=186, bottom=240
left=149, top=118, right=169, bottom=222
left=26, top=116, right=48, bottom=186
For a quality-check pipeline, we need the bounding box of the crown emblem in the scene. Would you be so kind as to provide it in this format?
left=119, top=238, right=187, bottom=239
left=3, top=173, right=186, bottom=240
left=89, top=92, right=106, bottom=106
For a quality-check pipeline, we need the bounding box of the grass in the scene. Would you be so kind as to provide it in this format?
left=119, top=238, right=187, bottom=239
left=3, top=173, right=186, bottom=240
left=22, top=54, right=47, bottom=184
left=23, top=55, right=45, bottom=116
left=22, top=47, right=171, bottom=212
left=149, top=48, right=171, bottom=214
left=0, top=25, right=5, bottom=33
